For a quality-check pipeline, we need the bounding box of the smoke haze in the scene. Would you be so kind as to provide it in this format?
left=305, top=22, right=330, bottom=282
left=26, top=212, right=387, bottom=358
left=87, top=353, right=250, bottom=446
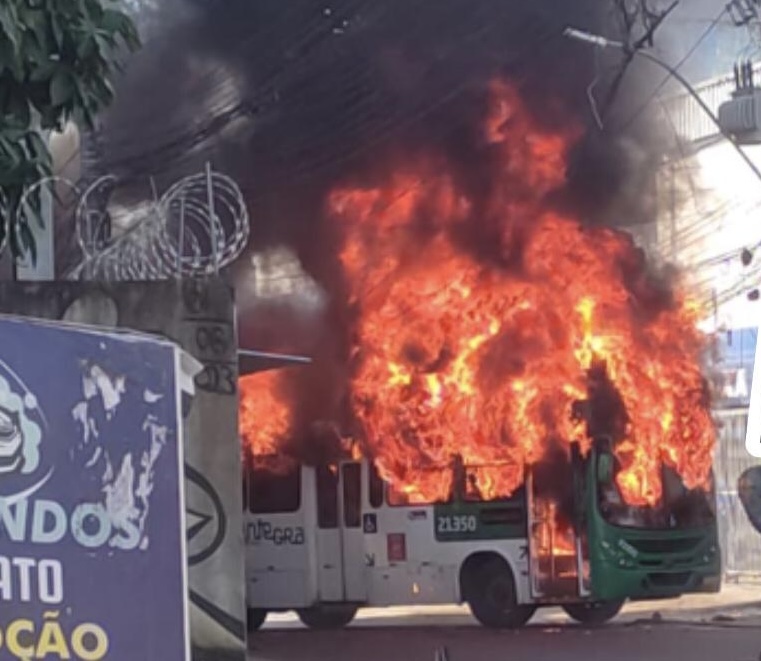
left=93, top=1, right=687, bottom=464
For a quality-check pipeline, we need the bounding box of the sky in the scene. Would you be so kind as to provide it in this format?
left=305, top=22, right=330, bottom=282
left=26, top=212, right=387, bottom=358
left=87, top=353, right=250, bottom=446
left=658, top=0, right=753, bottom=84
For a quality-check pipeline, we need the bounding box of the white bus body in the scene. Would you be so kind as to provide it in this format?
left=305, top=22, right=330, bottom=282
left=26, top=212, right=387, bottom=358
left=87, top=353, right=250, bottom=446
left=243, top=460, right=576, bottom=630
left=244, top=443, right=720, bottom=630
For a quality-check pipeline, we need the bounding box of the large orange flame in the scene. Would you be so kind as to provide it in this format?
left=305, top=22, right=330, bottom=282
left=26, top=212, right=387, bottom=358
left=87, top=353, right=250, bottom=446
left=240, top=79, right=715, bottom=508
left=239, top=371, right=295, bottom=474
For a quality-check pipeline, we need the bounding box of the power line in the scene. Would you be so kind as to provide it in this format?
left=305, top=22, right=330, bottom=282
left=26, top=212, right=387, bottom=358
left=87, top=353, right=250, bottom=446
left=597, top=0, right=679, bottom=117
left=641, top=96, right=761, bottom=298
left=97, top=0, right=373, bottom=168
left=616, top=5, right=728, bottom=133
left=94, top=0, right=605, bottom=185
left=96, top=3, right=568, bottom=187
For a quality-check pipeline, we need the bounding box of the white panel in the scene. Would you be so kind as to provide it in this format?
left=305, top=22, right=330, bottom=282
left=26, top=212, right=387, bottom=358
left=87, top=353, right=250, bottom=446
left=316, top=528, right=344, bottom=601
left=247, top=570, right=310, bottom=609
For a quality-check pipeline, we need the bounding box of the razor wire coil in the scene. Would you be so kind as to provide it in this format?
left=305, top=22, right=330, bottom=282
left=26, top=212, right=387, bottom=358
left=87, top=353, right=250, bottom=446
left=69, top=166, right=249, bottom=280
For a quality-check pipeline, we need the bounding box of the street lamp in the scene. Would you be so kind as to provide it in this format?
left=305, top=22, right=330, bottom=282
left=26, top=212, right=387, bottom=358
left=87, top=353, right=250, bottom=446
left=563, top=27, right=761, bottom=184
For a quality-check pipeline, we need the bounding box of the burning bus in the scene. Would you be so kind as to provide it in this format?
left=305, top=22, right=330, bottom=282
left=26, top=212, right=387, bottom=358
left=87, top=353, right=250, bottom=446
left=241, top=401, right=719, bottom=631
left=238, top=80, right=720, bottom=630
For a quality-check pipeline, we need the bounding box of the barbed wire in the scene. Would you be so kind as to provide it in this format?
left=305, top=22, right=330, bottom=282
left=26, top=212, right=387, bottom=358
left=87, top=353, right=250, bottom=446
left=67, top=165, right=250, bottom=280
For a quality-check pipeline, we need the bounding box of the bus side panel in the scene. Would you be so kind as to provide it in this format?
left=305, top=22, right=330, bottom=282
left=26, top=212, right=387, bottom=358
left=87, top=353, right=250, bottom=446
left=316, top=527, right=343, bottom=601
left=432, top=501, right=532, bottom=606
left=245, top=468, right=319, bottom=609
left=363, top=503, right=455, bottom=606
left=492, top=541, right=532, bottom=606
left=245, top=511, right=315, bottom=608
left=361, top=460, right=536, bottom=608
left=361, top=505, right=531, bottom=607
left=340, top=462, right=369, bottom=602
left=435, top=538, right=531, bottom=607
left=362, top=461, right=461, bottom=605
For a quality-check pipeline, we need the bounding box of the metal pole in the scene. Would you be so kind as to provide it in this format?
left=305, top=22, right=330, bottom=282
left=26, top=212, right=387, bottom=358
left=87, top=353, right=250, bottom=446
left=206, top=162, right=219, bottom=275
left=563, top=27, right=761, bottom=186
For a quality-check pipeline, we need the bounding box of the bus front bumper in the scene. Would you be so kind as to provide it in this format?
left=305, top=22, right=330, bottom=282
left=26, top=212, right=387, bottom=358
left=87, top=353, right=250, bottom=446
left=591, top=557, right=721, bottom=601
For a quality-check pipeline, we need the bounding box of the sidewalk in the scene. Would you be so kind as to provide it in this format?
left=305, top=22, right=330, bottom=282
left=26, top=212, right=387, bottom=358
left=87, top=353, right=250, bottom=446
left=539, top=582, right=761, bottom=627
left=617, top=582, right=761, bottom=625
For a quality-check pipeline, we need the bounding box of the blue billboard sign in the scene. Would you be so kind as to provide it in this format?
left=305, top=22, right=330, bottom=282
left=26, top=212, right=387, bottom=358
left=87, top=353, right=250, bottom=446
left=0, top=316, right=189, bottom=660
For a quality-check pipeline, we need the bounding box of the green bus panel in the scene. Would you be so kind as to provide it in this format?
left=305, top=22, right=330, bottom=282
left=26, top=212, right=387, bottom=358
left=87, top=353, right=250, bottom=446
left=583, top=455, right=721, bottom=601
left=433, top=497, right=527, bottom=542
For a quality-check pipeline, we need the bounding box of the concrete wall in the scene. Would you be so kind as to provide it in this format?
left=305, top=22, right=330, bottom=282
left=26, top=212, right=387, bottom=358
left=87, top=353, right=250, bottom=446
left=0, top=278, right=246, bottom=661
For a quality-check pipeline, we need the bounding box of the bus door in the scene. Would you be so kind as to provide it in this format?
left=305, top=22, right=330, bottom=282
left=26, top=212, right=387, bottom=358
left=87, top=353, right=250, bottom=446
left=339, top=461, right=367, bottom=601
left=314, top=462, right=367, bottom=603
left=245, top=463, right=310, bottom=608
left=527, top=459, right=588, bottom=600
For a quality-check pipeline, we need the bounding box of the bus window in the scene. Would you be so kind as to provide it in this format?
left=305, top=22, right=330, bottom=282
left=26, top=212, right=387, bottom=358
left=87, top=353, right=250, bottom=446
left=387, top=485, right=416, bottom=506
left=463, top=465, right=523, bottom=502
left=387, top=467, right=451, bottom=506
left=597, top=454, right=715, bottom=529
left=387, top=483, right=442, bottom=507
left=317, top=465, right=339, bottom=529
left=249, top=466, right=301, bottom=514
left=343, top=463, right=361, bottom=528
left=369, top=462, right=384, bottom=509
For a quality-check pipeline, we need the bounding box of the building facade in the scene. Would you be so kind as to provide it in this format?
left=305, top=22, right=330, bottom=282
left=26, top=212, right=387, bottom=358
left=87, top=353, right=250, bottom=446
left=657, top=72, right=761, bottom=576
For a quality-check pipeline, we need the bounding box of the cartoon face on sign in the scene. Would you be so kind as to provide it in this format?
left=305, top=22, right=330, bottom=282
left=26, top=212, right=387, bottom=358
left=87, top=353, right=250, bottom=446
left=0, top=373, right=41, bottom=475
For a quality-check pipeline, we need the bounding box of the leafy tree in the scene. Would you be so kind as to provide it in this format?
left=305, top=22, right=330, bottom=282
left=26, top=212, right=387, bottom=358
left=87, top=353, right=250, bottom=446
left=0, top=0, right=139, bottom=262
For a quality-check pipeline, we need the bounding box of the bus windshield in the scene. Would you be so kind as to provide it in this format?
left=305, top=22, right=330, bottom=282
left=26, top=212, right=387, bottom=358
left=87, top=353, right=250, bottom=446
left=597, top=453, right=715, bottom=529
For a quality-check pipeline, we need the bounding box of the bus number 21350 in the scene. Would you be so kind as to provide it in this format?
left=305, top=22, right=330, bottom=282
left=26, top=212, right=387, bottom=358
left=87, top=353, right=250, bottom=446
left=436, top=514, right=477, bottom=534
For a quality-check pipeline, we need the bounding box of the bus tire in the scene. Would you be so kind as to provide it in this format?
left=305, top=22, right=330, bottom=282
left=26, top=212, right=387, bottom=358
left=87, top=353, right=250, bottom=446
left=297, top=604, right=357, bottom=630
left=562, top=599, right=624, bottom=625
left=466, top=558, right=536, bottom=629
left=247, top=608, right=268, bottom=632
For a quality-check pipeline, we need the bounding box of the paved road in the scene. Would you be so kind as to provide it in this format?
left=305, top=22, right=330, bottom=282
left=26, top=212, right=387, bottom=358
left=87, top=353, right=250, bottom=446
left=250, top=619, right=760, bottom=661
left=249, top=598, right=761, bottom=661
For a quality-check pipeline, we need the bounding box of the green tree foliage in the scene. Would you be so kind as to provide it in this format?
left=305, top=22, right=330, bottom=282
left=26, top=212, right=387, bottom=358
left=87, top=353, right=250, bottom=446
left=0, top=0, right=139, bottom=262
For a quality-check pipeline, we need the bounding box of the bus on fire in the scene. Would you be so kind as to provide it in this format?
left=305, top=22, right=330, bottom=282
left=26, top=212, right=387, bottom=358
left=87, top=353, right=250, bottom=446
left=242, top=437, right=720, bottom=631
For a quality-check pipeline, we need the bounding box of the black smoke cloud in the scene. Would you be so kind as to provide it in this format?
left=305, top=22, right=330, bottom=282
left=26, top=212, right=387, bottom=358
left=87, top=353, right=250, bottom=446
left=88, top=0, right=673, bottom=454
left=95, top=0, right=663, bottom=238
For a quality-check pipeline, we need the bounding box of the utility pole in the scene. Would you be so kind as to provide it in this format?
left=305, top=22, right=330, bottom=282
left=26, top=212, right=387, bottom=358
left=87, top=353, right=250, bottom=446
left=563, top=27, right=761, bottom=187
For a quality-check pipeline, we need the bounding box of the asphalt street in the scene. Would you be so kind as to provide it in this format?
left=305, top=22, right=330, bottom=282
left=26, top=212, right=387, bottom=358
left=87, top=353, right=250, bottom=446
left=249, top=589, right=761, bottom=661
left=250, top=618, right=760, bottom=661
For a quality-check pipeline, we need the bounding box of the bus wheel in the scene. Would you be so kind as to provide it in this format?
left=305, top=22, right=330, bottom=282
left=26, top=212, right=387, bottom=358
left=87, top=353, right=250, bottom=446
left=297, top=605, right=357, bottom=630
left=247, top=608, right=267, bottom=632
left=562, top=600, right=624, bottom=626
left=467, top=558, right=536, bottom=629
